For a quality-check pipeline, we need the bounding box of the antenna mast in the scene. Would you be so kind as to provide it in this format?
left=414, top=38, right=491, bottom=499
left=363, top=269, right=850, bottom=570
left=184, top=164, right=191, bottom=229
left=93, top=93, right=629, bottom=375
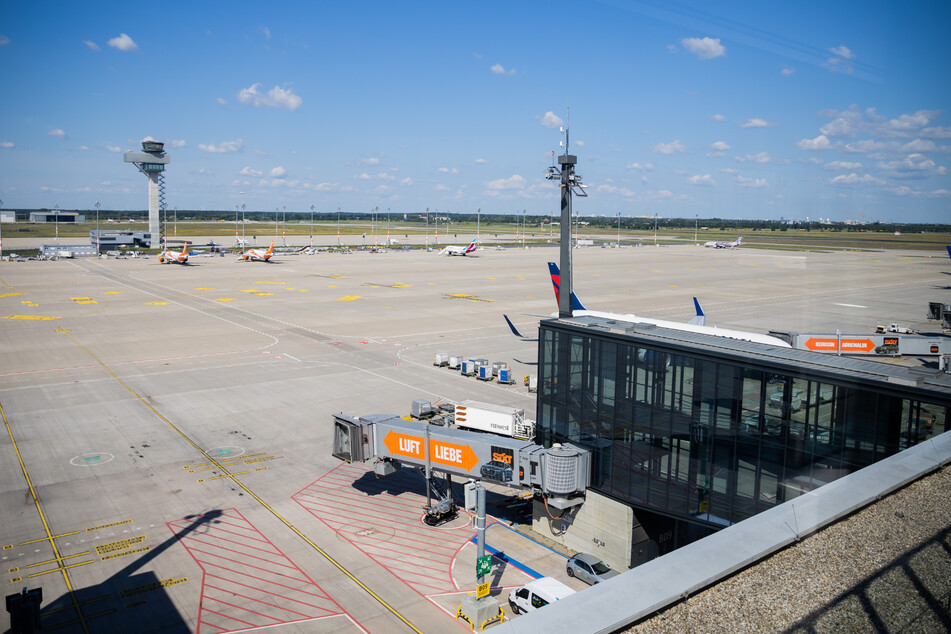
left=545, top=108, right=587, bottom=318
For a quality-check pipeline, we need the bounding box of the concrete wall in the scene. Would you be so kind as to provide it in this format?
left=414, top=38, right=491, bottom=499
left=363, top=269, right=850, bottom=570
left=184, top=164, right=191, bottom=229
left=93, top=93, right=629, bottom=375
left=532, top=490, right=635, bottom=572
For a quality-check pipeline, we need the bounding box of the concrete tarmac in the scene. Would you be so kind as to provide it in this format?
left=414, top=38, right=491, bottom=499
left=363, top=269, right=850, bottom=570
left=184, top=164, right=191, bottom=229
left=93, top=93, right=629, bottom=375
left=1, top=243, right=947, bottom=633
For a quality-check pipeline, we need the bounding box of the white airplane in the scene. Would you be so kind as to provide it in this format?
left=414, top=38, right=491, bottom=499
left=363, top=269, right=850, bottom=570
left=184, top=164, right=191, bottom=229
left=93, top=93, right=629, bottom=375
left=238, top=241, right=274, bottom=262
left=704, top=235, right=743, bottom=249
left=547, top=262, right=791, bottom=347
left=438, top=238, right=478, bottom=256
left=158, top=242, right=189, bottom=264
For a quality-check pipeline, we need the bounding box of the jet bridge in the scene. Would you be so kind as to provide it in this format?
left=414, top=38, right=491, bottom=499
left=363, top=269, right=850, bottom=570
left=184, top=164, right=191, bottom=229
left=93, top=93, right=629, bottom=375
left=332, top=414, right=591, bottom=507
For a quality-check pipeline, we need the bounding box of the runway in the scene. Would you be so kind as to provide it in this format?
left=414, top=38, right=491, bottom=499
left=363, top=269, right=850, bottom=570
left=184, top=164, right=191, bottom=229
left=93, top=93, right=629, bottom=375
left=1, top=243, right=947, bottom=632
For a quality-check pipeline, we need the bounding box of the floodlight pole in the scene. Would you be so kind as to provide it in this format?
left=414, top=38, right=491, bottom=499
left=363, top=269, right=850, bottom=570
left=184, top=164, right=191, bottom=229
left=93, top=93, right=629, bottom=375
left=95, top=200, right=100, bottom=254
left=310, top=204, right=315, bottom=248
left=545, top=116, right=587, bottom=318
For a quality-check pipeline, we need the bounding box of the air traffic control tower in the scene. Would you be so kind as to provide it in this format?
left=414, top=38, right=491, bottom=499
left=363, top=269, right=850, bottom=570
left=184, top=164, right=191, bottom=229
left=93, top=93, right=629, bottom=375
left=123, top=140, right=169, bottom=240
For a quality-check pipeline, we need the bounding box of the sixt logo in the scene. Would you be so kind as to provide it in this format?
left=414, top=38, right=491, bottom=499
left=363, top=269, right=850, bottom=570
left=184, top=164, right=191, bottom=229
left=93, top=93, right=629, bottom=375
left=491, top=446, right=514, bottom=465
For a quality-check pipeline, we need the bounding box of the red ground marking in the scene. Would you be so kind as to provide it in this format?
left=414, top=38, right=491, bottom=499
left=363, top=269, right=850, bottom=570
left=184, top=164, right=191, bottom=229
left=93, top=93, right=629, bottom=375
left=168, top=508, right=355, bottom=633
left=293, top=463, right=477, bottom=597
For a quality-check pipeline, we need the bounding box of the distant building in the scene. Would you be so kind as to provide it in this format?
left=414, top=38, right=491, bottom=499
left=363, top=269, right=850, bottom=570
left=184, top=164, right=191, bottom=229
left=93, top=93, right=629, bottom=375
left=29, top=211, right=85, bottom=223
left=90, top=230, right=153, bottom=249
left=40, top=244, right=98, bottom=257
left=0, top=210, right=15, bottom=223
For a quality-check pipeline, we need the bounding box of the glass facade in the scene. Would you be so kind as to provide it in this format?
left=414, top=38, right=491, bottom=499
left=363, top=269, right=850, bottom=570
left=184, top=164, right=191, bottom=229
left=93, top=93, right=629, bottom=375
left=537, top=322, right=950, bottom=535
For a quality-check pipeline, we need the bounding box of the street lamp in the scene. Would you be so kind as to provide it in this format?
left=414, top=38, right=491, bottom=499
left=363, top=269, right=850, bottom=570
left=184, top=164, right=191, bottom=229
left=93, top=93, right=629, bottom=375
left=310, top=204, right=315, bottom=248
left=477, top=207, right=480, bottom=244
left=0, top=198, right=5, bottom=258
left=282, top=206, right=286, bottom=246
left=54, top=204, right=59, bottom=241
left=95, top=200, right=100, bottom=254
left=337, top=207, right=341, bottom=245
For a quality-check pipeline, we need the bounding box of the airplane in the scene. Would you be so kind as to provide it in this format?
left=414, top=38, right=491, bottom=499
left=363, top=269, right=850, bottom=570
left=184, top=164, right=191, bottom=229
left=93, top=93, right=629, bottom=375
left=438, top=238, right=478, bottom=256
left=704, top=236, right=743, bottom=249
left=238, top=241, right=274, bottom=262
left=158, top=242, right=189, bottom=264
left=546, top=261, right=791, bottom=347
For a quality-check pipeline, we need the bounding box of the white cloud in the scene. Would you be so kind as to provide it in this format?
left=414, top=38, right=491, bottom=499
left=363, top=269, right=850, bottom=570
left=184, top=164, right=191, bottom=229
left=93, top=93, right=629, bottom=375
left=651, top=140, right=687, bottom=154
left=269, top=166, right=286, bottom=177
left=826, top=45, right=855, bottom=73
left=434, top=184, right=450, bottom=192
left=626, top=162, right=655, bottom=171
left=199, top=139, right=244, bottom=153
left=880, top=110, right=940, bottom=137
left=796, top=135, right=832, bottom=150
left=475, top=158, right=488, bottom=164
left=491, top=63, right=516, bottom=75
left=354, top=172, right=395, bottom=181
left=0, top=141, right=13, bottom=148
left=736, top=175, right=767, bottom=188
left=735, top=152, right=771, bottom=163
left=106, top=145, right=122, bottom=153
left=237, top=83, right=303, bottom=111
left=681, top=37, right=725, bottom=60
left=877, top=153, right=947, bottom=180
left=217, top=97, right=227, bottom=105
left=829, top=173, right=885, bottom=186
left=48, top=128, right=66, bottom=139
left=575, top=140, right=585, bottom=147
left=921, top=126, right=951, bottom=139
left=711, top=114, right=726, bottom=122
left=400, top=177, right=413, bottom=186
left=824, top=160, right=863, bottom=171
left=261, top=26, right=271, bottom=40
left=358, top=157, right=380, bottom=166
left=239, top=166, right=262, bottom=177
left=885, top=186, right=951, bottom=198
left=486, top=174, right=527, bottom=190
left=820, top=106, right=865, bottom=138
left=710, top=141, right=731, bottom=151
left=842, top=139, right=885, bottom=153
left=83, top=40, right=100, bottom=51
left=596, top=184, right=636, bottom=197
left=687, top=174, right=716, bottom=186
left=167, top=139, right=186, bottom=148
left=900, top=139, right=937, bottom=152
left=740, top=118, right=771, bottom=128
left=538, top=111, right=563, bottom=129
left=438, top=167, right=459, bottom=174
left=107, top=33, right=138, bottom=52
left=781, top=68, right=795, bottom=77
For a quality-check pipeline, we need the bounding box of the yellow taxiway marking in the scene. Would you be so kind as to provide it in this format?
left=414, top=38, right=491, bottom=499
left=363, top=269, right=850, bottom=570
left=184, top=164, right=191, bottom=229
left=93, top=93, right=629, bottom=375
left=86, top=519, right=132, bottom=532
left=337, top=295, right=361, bottom=301
left=21, top=530, right=80, bottom=545
left=299, top=289, right=308, bottom=292
left=28, top=560, right=94, bottom=578
left=214, top=297, right=235, bottom=302
left=193, top=287, right=213, bottom=290
left=102, top=291, right=122, bottom=295
left=241, top=290, right=273, bottom=296
left=330, top=275, right=346, bottom=279
left=61, top=331, right=422, bottom=633
left=328, top=285, right=337, bottom=288
left=2, top=401, right=92, bottom=633
left=427, top=282, right=437, bottom=285
left=145, top=302, right=169, bottom=305
left=26, top=552, right=90, bottom=568
left=0, top=292, right=26, bottom=298
left=449, top=293, right=473, bottom=298
left=3, top=315, right=61, bottom=320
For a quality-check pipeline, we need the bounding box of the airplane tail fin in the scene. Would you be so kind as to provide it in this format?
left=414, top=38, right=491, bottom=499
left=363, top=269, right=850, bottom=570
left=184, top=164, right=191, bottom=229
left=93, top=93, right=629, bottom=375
left=736, top=236, right=743, bottom=245
left=466, top=238, right=477, bottom=253
left=181, top=242, right=188, bottom=254
left=688, top=297, right=705, bottom=326
left=947, top=246, right=951, bottom=259
left=265, top=241, right=274, bottom=256
left=547, top=262, right=586, bottom=311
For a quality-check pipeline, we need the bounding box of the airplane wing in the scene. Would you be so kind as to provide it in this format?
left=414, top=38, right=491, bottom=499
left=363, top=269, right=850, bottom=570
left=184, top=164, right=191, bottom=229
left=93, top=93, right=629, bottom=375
left=688, top=297, right=706, bottom=326
left=503, top=315, right=538, bottom=341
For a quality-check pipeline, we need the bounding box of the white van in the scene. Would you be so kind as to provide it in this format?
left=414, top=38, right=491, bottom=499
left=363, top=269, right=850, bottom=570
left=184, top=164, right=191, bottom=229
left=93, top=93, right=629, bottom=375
left=508, top=576, right=575, bottom=614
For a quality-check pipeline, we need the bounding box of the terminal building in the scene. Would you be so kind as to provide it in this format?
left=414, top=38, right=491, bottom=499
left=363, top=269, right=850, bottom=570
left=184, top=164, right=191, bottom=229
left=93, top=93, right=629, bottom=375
left=532, top=314, right=951, bottom=568
left=28, top=211, right=85, bottom=223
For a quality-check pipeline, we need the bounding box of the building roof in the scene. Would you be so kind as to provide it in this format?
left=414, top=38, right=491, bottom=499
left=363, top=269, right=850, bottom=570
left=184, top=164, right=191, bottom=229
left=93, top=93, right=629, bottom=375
left=494, top=427, right=951, bottom=633
left=544, top=315, right=951, bottom=402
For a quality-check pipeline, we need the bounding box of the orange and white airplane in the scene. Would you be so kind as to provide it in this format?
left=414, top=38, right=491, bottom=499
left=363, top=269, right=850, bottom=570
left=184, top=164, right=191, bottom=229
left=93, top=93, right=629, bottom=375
left=239, top=241, right=274, bottom=262
left=159, top=242, right=189, bottom=264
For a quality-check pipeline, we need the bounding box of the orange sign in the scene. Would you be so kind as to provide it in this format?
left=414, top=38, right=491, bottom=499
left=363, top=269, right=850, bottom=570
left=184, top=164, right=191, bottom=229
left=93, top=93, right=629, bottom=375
left=383, top=430, right=479, bottom=472
left=804, top=337, right=876, bottom=353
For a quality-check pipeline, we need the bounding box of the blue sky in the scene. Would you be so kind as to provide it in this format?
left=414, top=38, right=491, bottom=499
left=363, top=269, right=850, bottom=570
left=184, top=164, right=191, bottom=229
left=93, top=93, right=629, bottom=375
left=1, top=1, right=949, bottom=222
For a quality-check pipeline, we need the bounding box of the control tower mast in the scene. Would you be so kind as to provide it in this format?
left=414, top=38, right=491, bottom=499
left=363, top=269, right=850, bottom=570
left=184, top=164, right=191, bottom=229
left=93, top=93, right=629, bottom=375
left=123, top=140, right=169, bottom=244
